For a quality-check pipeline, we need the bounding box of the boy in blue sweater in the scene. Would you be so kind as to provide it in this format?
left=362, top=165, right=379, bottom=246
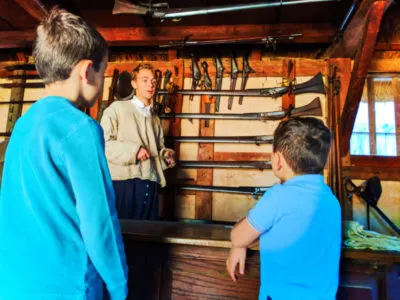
left=0, top=8, right=127, bottom=300
left=227, top=117, right=341, bottom=300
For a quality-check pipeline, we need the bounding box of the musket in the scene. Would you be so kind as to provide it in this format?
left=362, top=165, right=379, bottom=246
left=214, top=55, right=224, bottom=112
left=159, top=34, right=303, bottom=48
left=0, top=82, right=44, bottom=89
left=201, top=61, right=213, bottom=127
left=0, top=100, right=36, bottom=105
left=5, top=74, right=40, bottom=80
left=157, top=72, right=326, bottom=98
left=228, top=55, right=239, bottom=110
left=177, top=160, right=272, bottom=170
left=166, top=135, right=273, bottom=144
left=1, top=73, right=326, bottom=99
left=239, top=53, right=254, bottom=105
left=153, top=69, right=162, bottom=106
left=174, top=184, right=271, bottom=199
left=112, top=0, right=341, bottom=19
left=189, top=55, right=201, bottom=101
left=4, top=64, right=36, bottom=71
left=160, top=97, right=322, bottom=120
left=160, top=69, right=172, bottom=113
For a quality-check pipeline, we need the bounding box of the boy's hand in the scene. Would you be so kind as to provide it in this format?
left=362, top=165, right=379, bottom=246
left=163, top=150, right=176, bottom=165
left=226, top=247, right=247, bottom=282
left=137, top=147, right=150, bottom=161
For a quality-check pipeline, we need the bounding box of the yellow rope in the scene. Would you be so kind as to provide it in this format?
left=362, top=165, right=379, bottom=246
left=343, top=221, right=400, bottom=252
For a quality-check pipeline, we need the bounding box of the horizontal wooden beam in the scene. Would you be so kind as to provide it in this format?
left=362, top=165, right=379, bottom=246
left=0, top=23, right=336, bottom=49
left=369, top=58, right=400, bottom=72
left=375, top=42, right=400, bottom=50
left=14, top=0, right=47, bottom=21
left=0, top=0, right=39, bottom=30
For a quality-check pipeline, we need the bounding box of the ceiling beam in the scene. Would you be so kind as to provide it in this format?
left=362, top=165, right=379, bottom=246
left=325, top=0, right=390, bottom=58
left=0, top=23, right=335, bottom=49
left=14, top=0, right=47, bottom=22
left=339, top=0, right=393, bottom=156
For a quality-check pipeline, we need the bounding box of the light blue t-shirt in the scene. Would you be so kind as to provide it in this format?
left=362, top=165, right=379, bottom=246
left=247, top=174, right=341, bottom=300
left=0, top=96, right=128, bottom=300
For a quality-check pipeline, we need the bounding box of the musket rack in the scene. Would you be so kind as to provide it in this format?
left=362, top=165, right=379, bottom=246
left=0, top=55, right=350, bottom=222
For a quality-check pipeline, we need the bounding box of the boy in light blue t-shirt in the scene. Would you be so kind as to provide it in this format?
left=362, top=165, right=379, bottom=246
left=227, top=117, right=341, bottom=300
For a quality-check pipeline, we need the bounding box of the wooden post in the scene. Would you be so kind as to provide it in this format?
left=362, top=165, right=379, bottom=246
left=6, top=70, right=25, bottom=136
left=163, top=61, right=185, bottom=220
left=195, top=94, right=215, bottom=220
left=89, top=94, right=103, bottom=120
left=367, top=77, right=377, bottom=155
left=393, top=77, right=400, bottom=156
left=281, top=58, right=295, bottom=110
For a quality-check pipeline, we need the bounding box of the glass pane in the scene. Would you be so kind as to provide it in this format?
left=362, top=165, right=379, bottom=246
left=375, top=101, right=397, bottom=156
left=350, top=102, right=370, bottom=155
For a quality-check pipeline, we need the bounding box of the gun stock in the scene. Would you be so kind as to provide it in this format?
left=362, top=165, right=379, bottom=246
left=292, top=73, right=326, bottom=95
left=177, top=160, right=272, bottom=169
left=112, top=0, right=148, bottom=15
left=290, top=97, right=322, bottom=117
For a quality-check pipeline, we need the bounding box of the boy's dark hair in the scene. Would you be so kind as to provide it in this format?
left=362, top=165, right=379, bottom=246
left=273, top=117, right=331, bottom=174
left=131, top=63, right=154, bottom=81
left=33, top=8, right=108, bottom=84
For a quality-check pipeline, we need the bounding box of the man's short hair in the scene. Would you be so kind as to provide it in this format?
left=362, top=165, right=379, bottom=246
left=33, top=8, right=108, bottom=84
left=273, top=117, right=332, bottom=174
left=131, top=63, right=154, bottom=81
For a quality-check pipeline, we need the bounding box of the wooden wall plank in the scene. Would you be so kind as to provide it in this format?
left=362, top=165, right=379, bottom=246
left=195, top=92, right=215, bottom=220
left=214, top=152, right=271, bottom=161
left=165, top=61, right=185, bottom=220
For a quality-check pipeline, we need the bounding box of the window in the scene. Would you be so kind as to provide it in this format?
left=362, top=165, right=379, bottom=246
left=350, top=76, right=399, bottom=156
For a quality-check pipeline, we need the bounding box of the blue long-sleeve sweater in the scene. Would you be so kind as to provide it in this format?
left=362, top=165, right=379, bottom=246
left=0, top=96, right=128, bottom=300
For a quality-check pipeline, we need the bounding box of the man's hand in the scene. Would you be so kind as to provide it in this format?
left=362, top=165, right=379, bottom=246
left=163, top=150, right=176, bottom=165
left=226, top=247, right=247, bottom=282
left=137, top=147, right=150, bottom=161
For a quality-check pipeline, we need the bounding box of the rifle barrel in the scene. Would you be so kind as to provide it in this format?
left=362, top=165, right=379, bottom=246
left=0, top=100, right=36, bottom=105
left=160, top=112, right=263, bottom=120
left=153, top=0, right=340, bottom=18
left=177, top=160, right=272, bottom=169
left=0, top=83, right=44, bottom=89
left=160, top=34, right=303, bottom=48
left=157, top=88, right=281, bottom=97
left=175, top=184, right=270, bottom=197
left=166, top=135, right=273, bottom=144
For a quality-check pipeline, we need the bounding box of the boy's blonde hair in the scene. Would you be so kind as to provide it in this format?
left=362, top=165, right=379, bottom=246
left=131, top=63, right=154, bottom=81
